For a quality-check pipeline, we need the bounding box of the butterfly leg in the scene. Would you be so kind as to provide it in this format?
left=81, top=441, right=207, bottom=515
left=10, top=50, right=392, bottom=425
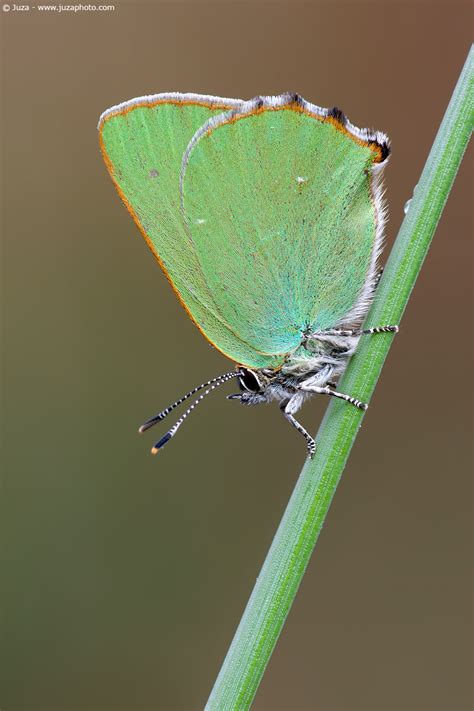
left=361, top=325, right=399, bottom=335
left=300, top=382, right=368, bottom=411
left=374, top=266, right=384, bottom=289
left=280, top=397, right=316, bottom=457
left=311, top=325, right=399, bottom=337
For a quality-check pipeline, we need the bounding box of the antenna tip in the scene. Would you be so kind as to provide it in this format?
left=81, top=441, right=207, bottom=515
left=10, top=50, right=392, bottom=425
left=151, top=431, right=173, bottom=453
left=138, top=425, right=145, bottom=434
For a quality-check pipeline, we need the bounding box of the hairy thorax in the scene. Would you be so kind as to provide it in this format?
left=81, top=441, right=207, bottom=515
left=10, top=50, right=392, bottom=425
left=236, top=331, right=360, bottom=406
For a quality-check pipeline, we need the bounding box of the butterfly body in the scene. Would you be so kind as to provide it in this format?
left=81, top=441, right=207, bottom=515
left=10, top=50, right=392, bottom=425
left=230, top=327, right=385, bottom=455
left=99, top=92, right=398, bottom=455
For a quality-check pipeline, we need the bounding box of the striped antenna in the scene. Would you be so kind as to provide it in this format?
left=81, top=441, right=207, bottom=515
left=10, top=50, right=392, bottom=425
left=150, top=372, right=239, bottom=454
left=138, top=371, right=239, bottom=434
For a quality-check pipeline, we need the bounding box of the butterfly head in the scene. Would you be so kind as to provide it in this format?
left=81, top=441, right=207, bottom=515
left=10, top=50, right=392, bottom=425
left=226, top=367, right=276, bottom=405
left=237, top=367, right=263, bottom=393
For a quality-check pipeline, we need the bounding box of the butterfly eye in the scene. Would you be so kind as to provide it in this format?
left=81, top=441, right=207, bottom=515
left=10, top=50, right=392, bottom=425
left=238, top=368, right=262, bottom=393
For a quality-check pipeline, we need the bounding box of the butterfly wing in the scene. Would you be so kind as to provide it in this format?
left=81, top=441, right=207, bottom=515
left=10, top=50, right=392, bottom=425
left=99, top=92, right=281, bottom=369
left=181, top=94, right=390, bottom=358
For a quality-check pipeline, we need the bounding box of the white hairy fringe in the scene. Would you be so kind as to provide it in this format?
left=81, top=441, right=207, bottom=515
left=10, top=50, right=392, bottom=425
left=97, top=91, right=244, bottom=130
left=336, top=157, right=390, bottom=328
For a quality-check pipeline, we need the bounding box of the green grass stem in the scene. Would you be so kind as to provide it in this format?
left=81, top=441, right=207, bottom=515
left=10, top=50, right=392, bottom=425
left=206, top=46, right=473, bottom=710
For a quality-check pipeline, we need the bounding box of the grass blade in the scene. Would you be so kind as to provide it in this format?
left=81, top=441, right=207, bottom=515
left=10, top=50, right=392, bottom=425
left=206, top=46, right=473, bottom=710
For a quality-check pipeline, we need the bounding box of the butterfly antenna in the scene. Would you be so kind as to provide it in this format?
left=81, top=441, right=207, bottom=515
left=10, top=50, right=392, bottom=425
left=150, top=372, right=239, bottom=454
left=138, top=371, right=238, bottom=434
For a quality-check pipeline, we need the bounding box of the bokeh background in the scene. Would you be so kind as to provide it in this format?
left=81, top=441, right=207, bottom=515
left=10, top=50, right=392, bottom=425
left=1, top=2, right=472, bottom=710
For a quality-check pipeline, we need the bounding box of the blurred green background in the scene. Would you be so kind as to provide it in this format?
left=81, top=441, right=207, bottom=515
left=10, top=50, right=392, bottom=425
left=1, top=2, right=472, bottom=710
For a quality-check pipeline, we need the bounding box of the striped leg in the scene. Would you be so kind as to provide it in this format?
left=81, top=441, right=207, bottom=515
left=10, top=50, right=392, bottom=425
left=374, top=266, right=384, bottom=289
left=280, top=399, right=316, bottom=457
left=361, top=325, right=399, bottom=335
left=300, top=383, right=368, bottom=411
left=312, top=325, right=399, bottom=337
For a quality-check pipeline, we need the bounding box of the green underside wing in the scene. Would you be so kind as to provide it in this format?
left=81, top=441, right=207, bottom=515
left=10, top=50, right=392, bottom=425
left=99, top=93, right=387, bottom=369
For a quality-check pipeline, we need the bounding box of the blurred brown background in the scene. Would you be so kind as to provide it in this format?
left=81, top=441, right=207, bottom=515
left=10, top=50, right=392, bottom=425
left=1, top=2, right=472, bottom=710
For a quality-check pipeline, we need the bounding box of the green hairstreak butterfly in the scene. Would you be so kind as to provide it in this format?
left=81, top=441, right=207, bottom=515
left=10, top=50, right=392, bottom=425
left=98, top=92, right=398, bottom=456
